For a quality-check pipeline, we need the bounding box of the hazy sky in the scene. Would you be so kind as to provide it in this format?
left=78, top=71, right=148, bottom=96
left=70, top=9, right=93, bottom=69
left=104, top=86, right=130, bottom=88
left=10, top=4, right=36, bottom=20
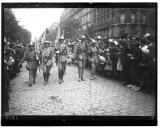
left=12, top=8, right=63, bottom=40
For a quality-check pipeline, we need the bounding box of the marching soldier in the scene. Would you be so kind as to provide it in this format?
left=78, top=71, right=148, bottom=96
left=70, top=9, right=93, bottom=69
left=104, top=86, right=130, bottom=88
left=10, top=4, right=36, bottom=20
left=74, top=35, right=88, bottom=82
left=88, top=39, right=98, bottom=80
left=96, top=36, right=102, bottom=47
left=18, top=42, right=39, bottom=86
left=57, top=36, right=68, bottom=84
left=40, top=41, right=53, bottom=85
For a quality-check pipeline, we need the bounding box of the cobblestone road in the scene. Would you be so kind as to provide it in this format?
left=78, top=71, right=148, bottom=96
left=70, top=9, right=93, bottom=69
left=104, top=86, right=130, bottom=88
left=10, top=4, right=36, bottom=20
left=7, top=62, right=155, bottom=116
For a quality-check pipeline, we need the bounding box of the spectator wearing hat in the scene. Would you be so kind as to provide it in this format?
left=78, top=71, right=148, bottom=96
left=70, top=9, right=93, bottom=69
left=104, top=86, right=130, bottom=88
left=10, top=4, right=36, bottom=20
left=119, top=37, right=131, bottom=85
left=40, top=41, right=53, bottom=85
left=2, top=46, right=10, bottom=115
left=96, top=37, right=106, bottom=75
left=74, top=35, right=88, bottom=81
left=96, top=36, right=102, bottom=46
left=139, top=35, right=155, bottom=92
left=128, top=37, right=142, bottom=90
left=104, top=47, right=112, bottom=77
left=109, top=39, right=118, bottom=79
left=88, top=39, right=98, bottom=80
left=116, top=42, right=124, bottom=81
left=147, top=35, right=156, bottom=92
left=57, top=36, right=69, bottom=84
left=19, top=42, right=39, bottom=86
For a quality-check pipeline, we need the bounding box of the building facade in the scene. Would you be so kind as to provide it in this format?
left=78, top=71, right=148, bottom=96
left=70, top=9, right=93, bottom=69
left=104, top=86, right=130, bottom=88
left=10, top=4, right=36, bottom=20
left=60, top=8, right=156, bottom=39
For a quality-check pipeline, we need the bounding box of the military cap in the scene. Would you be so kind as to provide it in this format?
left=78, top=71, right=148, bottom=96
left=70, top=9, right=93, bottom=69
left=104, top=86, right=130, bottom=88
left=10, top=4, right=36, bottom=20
left=114, top=40, right=119, bottom=45
left=59, top=35, right=64, bottom=40
left=132, top=36, right=136, bottom=40
left=6, top=41, right=10, bottom=45
left=80, top=35, right=86, bottom=39
left=44, top=40, right=50, bottom=44
left=144, top=33, right=151, bottom=38
left=109, top=39, right=114, bottom=42
left=96, top=36, right=102, bottom=40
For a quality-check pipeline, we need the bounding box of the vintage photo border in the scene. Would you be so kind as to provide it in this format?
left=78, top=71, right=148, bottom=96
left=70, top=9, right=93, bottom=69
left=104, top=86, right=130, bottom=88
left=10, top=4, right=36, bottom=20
left=1, top=2, right=157, bottom=126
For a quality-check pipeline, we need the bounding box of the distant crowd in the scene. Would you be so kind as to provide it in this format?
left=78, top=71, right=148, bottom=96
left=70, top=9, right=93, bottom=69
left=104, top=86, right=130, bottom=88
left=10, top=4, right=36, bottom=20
left=66, top=33, right=155, bottom=92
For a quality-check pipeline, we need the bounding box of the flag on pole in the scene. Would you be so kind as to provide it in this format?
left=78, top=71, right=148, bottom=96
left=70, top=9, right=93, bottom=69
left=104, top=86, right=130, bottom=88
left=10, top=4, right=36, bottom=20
left=56, top=25, right=61, bottom=41
left=61, top=30, right=64, bottom=39
left=41, top=32, right=46, bottom=45
left=40, top=28, right=50, bottom=50
left=39, top=32, right=46, bottom=50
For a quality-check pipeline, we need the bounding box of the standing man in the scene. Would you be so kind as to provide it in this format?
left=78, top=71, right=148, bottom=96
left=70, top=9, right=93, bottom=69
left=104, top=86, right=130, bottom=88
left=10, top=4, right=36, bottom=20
left=74, top=35, right=88, bottom=82
left=41, top=41, right=53, bottom=85
left=109, top=40, right=118, bottom=79
left=18, top=42, right=39, bottom=87
left=88, top=39, right=98, bottom=80
left=57, top=36, right=68, bottom=84
left=129, top=37, right=142, bottom=90
left=3, top=43, right=10, bottom=115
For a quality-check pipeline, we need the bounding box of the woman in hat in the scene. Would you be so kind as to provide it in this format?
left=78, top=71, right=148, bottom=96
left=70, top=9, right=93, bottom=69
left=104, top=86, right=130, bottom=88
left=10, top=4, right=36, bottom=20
left=18, top=42, right=38, bottom=86
left=40, top=40, right=53, bottom=85
left=74, top=35, right=87, bottom=82
left=88, top=39, right=98, bottom=80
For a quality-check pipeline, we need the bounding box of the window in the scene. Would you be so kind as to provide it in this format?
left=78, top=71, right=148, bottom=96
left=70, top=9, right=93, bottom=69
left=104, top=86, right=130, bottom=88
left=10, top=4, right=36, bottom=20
left=102, top=17, right=104, bottom=25
left=142, top=14, right=146, bottom=24
left=131, top=14, right=135, bottom=23
left=95, top=19, right=98, bottom=26
left=82, top=17, right=85, bottom=24
left=112, top=15, right=115, bottom=24
left=150, top=15, right=152, bottom=24
left=98, top=18, right=99, bottom=25
left=100, top=18, right=102, bottom=25
left=120, top=14, right=125, bottom=23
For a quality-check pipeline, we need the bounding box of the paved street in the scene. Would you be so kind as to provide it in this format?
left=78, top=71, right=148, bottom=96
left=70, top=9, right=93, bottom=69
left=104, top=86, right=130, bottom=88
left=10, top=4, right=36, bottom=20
left=7, top=62, right=155, bottom=116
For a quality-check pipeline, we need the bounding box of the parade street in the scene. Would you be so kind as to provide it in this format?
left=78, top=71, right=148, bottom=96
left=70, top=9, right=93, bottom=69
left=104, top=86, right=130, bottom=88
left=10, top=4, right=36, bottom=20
left=7, top=62, right=155, bottom=116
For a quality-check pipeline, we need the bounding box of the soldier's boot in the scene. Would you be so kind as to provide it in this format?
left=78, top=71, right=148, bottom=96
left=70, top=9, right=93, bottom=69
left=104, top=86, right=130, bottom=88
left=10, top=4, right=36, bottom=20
left=90, top=68, right=94, bottom=80
left=62, top=68, right=65, bottom=82
left=28, top=82, right=32, bottom=87
left=81, top=68, right=85, bottom=81
left=43, top=73, right=47, bottom=85
left=78, top=67, right=81, bottom=82
left=93, top=68, right=96, bottom=79
left=28, top=74, right=33, bottom=87
left=33, top=77, right=36, bottom=85
left=59, top=71, right=62, bottom=84
left=46, top=73, right=50, bottom=84
left=64, top=64, right=66, bottom=74
left=61, top=73, right=64, bottom=82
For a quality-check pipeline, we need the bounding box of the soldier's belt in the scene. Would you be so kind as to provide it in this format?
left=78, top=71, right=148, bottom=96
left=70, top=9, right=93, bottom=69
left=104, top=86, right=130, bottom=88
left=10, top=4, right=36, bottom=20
left=60, top=53, right=67, bottom=55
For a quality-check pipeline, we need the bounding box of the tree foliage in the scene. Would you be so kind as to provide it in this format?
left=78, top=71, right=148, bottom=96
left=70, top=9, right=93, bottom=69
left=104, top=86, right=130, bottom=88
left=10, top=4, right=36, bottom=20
left=4, top=8, right=31, bottom=46
left=60, top=18, right=81, bottom=39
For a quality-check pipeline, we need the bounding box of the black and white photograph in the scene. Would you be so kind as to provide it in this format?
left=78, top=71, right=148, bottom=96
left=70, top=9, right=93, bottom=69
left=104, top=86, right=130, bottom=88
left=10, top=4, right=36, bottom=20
left=1, top=3, right=157, bottom=126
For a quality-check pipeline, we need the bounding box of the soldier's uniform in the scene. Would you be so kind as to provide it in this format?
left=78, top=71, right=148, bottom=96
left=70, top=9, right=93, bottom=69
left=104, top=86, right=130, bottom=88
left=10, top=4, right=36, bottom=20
left=57, top=37, right=68, bottom=84
left=74, top=36, right=87, bottom=81
left=41, top=41, right=53, bottom=85
left=88, top=39, right=98, bottom=80
left=19, top=42, right=38, bottom=86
